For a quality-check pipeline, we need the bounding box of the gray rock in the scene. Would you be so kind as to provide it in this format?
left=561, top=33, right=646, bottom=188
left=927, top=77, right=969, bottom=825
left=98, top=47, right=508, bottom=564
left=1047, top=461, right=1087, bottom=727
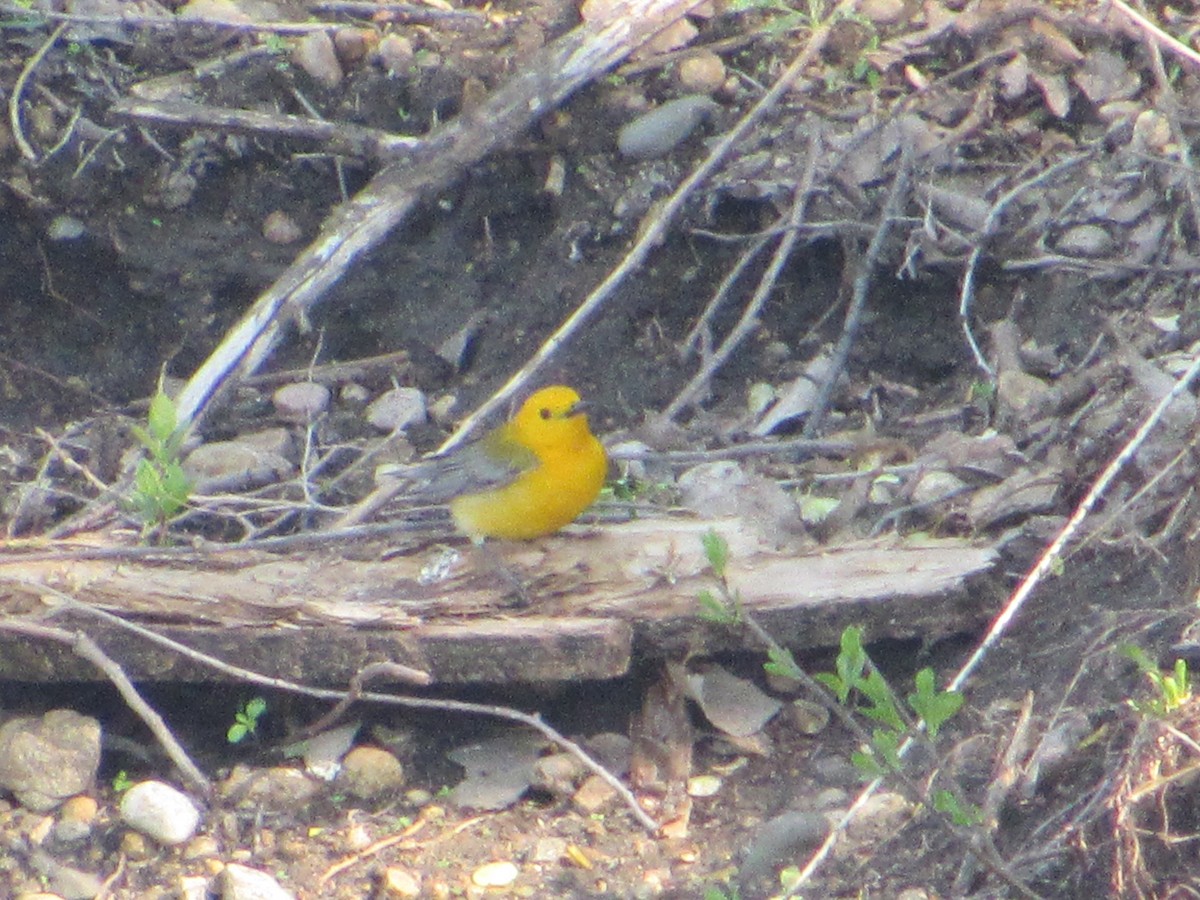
left=292, top=31, right=342, bottom=89
left=220, top=863, right=297, bottom=900
left=365, top=387, right=427, bottom=433
left=272, top=382, right=331, bottom=422
left=739, top=810, right=830, bottom=887
left=617, top=95, right=720, bottom=160
left=183, top=441, right=294, bottom=493
left=0, top=710, right=101, bottom=811
left=119, top=780, right=201, bottom=846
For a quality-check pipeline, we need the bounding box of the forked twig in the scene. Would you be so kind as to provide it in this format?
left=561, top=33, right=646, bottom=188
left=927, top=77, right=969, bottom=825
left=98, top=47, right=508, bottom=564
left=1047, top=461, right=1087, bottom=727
left=661, top=131, right=818, bottom=422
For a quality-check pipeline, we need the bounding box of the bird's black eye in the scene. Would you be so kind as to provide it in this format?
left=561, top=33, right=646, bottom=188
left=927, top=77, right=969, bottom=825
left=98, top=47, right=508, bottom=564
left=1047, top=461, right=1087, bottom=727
left=540, top=407, right=552, bottom=420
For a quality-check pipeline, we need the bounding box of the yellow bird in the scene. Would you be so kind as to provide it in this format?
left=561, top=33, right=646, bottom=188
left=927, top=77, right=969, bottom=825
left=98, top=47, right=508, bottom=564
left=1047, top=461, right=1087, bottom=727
left=412, top=385, right=608, bottom=541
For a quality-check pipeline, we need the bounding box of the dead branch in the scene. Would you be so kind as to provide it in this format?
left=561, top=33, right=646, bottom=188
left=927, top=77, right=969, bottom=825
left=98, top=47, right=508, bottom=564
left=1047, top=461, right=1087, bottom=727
left=109, top=99, right=420, bottom=163
left=0, top=613, right=211, bottom=796
left=171, top=0, right=709, bottom=439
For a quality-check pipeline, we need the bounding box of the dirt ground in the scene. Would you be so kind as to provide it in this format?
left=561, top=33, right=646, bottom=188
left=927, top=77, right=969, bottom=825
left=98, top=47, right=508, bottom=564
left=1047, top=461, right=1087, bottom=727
left=4, top=0, right=1200, bottom=898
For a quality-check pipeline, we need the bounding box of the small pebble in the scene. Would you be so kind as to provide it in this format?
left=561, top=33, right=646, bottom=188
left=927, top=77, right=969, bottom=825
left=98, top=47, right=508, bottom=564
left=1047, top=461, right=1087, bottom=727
left=571, top=774, right=616, bottom=813
left=272, top=381, right=331, bottom=422
left=365, top=387, right=427, bottom=432
left=617, top=94, right=720, bottom=160
left=332, top=27, right=373, bottom=68
left=179, top=875, right=210, bottom=900
left=338, top=746, right=406, bottom=799
left=532, top=752, right=584, bottom=797
left=785, top=699, right=831, bottom=736
left=340, top=382, right=370, bottom=404
left=531, top=836, right=567, bottom=863
left=120, top=830, right=151, bottom=859
left=262, top=210, right=302, bottom=245
left=53, top=795, right=97, bottom=843
left=858, top=0, right=906, bottom=23
left=293, top=31, right=343, bottom=88
left=380, top=867, right=421, bottom=898
left=183, top=441, right=294, bottom=493
left=678, top=51, right=726, bottom=94
left=119, top=780, right=201, bottom=846
left=471, top=860, right=518, bottom=888
left=1055, top=224, right=1113, bottom=257
left=220, top=863, right=296, bottom=900
left=183, top=833, right=221, bottom=860
left=47, top=215, right=86, bottom=241
left=377, top=33, right=414, bottom=74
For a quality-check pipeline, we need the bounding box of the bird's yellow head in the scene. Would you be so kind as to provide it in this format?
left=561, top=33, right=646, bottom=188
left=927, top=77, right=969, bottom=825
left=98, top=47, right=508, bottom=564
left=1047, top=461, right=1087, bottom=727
left=511, top=385, right=594, bottom=454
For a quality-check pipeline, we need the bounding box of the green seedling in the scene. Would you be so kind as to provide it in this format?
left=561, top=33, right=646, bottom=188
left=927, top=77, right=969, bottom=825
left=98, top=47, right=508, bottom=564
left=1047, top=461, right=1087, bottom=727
left=818, top=626, right=964, bottom=779
left=704, top=885, right=741, bottom=900
left=111, top=770, right=133, bottom=792
left=933, top=788, right=984, bottom=827
left=129, top=391, right=192, bottom=536
left=227, top=696, right=267, bottom=744
left=1122, top=644, right=1191, bottom=717
left=697, top=530, right=744, bottom=625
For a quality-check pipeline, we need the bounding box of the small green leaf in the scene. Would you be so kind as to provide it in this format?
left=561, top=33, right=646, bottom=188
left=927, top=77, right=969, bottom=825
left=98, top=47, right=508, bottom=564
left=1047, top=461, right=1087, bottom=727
left=764, top=644, right=800, bottom=680
left=702, top=530, right=729, bottom=578
left=147, top=391, right=178, bottom=444
left=698, top=589, right=735, bottom=624
left=907, top=668, right=963, bottom=738
left=933, top=789, right=983, bottom=826
left=850, top=748, right=885, bottom=778
left=871, top=728, right=902, bottom=771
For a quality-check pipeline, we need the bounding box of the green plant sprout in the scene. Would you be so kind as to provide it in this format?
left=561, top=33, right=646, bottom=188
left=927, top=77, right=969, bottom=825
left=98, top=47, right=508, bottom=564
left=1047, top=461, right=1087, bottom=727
left=697, top=532, right=981, bottom=830
left=111, top=770, right=133, bottom=792
left=227, top=697, right=268, bottom=744
left=129, top=390, right=192, bottom=536
left=1122, top=644, right=1191, bottom=717
left=704, top=884, right=741, bottom=900
left=697, top=529, right=744, bottom=625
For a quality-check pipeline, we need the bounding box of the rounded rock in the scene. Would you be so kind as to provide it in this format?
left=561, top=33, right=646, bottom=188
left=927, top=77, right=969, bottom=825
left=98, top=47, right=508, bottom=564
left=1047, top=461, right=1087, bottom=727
left=365, top=387, right=427, bottom=432
left=293, top=31, right=343, bottom=89
left=338, top=746, right=406, bottom=800
left=119, top=780, right=201, bottom=846
left=678, top=51, right=726, bottom=94
left=262, top=210, right=303, bottom=245
left=471, top=860, right=518, bottom=888
left=273, top=381, right=331, bottom=422
left=617, top=95, right=720, bottom=160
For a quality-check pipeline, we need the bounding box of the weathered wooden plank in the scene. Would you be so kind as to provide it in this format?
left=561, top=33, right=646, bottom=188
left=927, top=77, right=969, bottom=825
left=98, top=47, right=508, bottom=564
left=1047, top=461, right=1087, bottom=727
left=0, top=518, right=999, bottom=684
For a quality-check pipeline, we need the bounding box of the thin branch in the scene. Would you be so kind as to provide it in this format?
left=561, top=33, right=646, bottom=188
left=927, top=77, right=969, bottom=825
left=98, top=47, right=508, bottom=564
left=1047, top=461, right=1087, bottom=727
left=0, top=614, right=211, bottom=795
left=440, top=1, right=854, bottom=452
left=661, top=132, right=818, bottom=422
left=27, top=588, right=661, bottom=834
left=8, top=22, right=66, bottom=162
left=803, top=149, right=913, bottom=437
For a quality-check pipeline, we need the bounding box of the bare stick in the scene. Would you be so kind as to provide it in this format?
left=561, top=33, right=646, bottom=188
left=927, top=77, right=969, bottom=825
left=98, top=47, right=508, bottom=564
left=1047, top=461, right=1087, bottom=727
left=0, top=614, right=212, bottom=795
left=439, top=1, right=854, bottom=452
left=802, top=150, right=912, bottom=437
left=171, top=0, right=707, bottom=439
left=662, top=134, right=818, bottom=422
left=9, top=22, right=65, bottom=162
left=958, top=152, right=1089, bottom=377
left=31, top=588, right=661, bottom=833
left=1109, top=0, right=1200, bottom=70
left=110, top=99, right=421, bottom=162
